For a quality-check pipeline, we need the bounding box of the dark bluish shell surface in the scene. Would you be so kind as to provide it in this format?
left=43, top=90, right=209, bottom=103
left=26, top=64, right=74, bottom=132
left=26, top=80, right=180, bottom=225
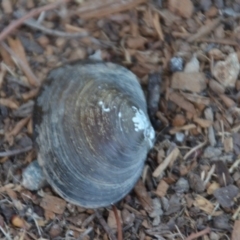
left=34, top=61, right=155, bottom=208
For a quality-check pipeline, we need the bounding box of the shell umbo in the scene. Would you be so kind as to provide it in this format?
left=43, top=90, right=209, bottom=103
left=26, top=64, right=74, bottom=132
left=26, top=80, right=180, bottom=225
left=33, top=61, right=155, bottom=208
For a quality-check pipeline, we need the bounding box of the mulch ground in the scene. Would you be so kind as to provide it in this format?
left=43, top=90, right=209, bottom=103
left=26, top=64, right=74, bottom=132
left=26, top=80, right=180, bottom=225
left=0, top=0, right=240, bottom=239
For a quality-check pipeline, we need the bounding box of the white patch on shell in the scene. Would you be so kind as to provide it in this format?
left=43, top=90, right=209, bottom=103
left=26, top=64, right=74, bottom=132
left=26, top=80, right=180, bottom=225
left=132, top=106, right=155, bottom=148
left=118, top=112, right=123, bottom=132
left=98, top=101, right=110, bottom=112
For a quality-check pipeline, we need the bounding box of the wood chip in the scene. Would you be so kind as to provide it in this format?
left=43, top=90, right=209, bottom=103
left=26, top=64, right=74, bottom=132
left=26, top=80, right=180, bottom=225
left=224, top=137, right=233, bottom=153
left=193, top=195, right=222, bottom=216
left=134, top=180, right=153, bottom=212
left=209, top=79, right=225, bottom=94
left=170, top=124, right=196, bottom=134
left=232, top=220, right=240, bottom=240
left=0, top=98, right=19, bottom=109
left=40, top=195, right=66, bottom=214
left=172, top=114, right=186, bottom=127
left=75, top=0, right=147, bottom=19
left=152, top=12, right=164, bottom=41
left=181, top=92, right=210, bottom=105
left=153, top=147, right=179, bottom=178
left=207, top=182, right=220, bottom=195
left=171, top=72, right=206, bottom=93
left=193, top=118, right=213, bottom=128
left=1, top=0, right=13, bottom=14
left=107, top=210, right=122, bottom=229
left=214, top=161, right=233, bottom=187
left=6, top=116, right=31, bottom=138
left=168, top=0, right=193, bottom=18
left=155, top=180, right=169, bottom=197
left=187, top=18, right=221, bottom=42
left=7, top=37, right=39, bottom=87
left=212, top=52, right=240, bottom=88
left=169, top=92, right=196, bottom=114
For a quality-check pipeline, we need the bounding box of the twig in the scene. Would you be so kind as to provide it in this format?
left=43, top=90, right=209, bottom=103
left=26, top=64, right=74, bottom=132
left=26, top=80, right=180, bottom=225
left=81, top=213, right=96, bottom=228
left=0, top=42, right=40, bottom=87
left=0, top=225, right=12, bottom=240
left=183, top=140, right=207, bottom=160
left=185, top=227, right=211, bottom=240
left=78, top=227, right=93, bottom=240
left=0, top=146, right=32, bottom=157
left=13, top=11, right=89, bottom=39
left=95, top=209, right=117, bottom=240
left=112, top=205, right=123, bottom=240
left=0, top=0, right=71, bottom=42
left=203, top=164, right=216, bottom=186
left=195, top=38, right=239, bottom=46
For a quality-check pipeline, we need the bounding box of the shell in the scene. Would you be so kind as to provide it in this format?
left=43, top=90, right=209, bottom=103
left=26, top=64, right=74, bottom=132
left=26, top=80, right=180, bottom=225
left=33, top=61, right=155, bottom=208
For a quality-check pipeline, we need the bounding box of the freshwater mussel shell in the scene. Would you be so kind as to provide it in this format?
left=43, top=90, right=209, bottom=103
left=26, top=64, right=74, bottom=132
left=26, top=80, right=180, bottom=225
left=33, top=61, right=155, bottom=208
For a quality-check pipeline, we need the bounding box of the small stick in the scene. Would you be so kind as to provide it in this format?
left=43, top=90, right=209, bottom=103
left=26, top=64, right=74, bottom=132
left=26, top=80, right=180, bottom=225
left=78, top=227, right=93, bottom=240
left=183, top=140, right=207, bottom=160
left=195, top=38, right=239, bottom=46
left=185, top=227, right=211, bottom=240
left=95, top=210, right=117, bottom=240
left=0, top=146, right=32, bottom=157
left=13, top=12, right=89, bottom=39
left=112, top=205, right=123, bottom=240
left=0, top=42, right=40, bottom=87
left=0, top=0, right=71, bottom=42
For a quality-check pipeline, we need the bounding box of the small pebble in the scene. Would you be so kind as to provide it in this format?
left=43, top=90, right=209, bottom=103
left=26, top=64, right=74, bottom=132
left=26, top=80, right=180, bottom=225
left=175, top=132, right=185, bottom=143
left=200, top=0, right=212, bottom=11
left=173, top=177, right=189, bottom=193
left=121, top=209, right=135, bottom=225
left=214, top=0, right=224, bottom=9
left=22, top=160, right=46, bottom=191
left=170, top=57, right=183, bottom=72
left=203, top=146, right=222, bottom=159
